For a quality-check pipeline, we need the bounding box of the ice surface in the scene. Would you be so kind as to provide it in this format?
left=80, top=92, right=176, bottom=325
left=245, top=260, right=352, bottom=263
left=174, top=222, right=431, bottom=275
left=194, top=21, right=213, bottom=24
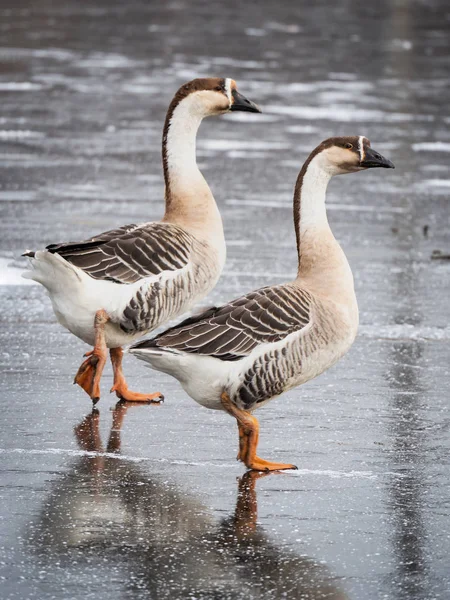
left=1, top=0, right=449, bottom=599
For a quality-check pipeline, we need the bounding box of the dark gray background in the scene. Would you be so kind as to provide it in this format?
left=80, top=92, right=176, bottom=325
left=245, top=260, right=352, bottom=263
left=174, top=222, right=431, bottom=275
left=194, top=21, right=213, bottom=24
left=0, top=0, right=449, bottom=598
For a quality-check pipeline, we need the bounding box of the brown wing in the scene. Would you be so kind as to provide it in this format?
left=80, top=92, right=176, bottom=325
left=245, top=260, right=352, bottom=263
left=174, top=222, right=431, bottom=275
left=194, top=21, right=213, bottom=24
left=136, top=284, right=312, bottom=361
left=46, top=222, right=194, bottom=284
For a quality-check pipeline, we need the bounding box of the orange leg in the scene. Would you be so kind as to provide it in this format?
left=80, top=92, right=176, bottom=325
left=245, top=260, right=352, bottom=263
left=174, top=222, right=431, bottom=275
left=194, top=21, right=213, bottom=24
left=237, top=422, right=249, bottom=461
left=74, top=310, right=109, bottom=403
left=221, top=393, right=297, bottom=472
left=109, top=347, right=164, bottom=403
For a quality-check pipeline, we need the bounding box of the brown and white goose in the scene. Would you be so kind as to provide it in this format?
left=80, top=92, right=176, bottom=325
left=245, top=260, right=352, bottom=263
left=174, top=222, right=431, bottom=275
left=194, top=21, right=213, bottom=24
left=23, top=78, right=260, bottom=403
left=130, top=136, right=394, bottom=471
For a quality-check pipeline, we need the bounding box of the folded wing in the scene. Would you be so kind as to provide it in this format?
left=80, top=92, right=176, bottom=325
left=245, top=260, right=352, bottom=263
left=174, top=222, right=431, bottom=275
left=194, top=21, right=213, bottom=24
left=46, top=222, right=194, bottom=284
left=141, top=284, right=312, bottom=361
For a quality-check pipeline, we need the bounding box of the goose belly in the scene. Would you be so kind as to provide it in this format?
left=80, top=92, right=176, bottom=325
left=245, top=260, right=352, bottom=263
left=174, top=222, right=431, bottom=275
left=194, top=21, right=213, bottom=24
left=48, top=278, right=146, bottom=348
left=134, top=350, right=231, bottom=410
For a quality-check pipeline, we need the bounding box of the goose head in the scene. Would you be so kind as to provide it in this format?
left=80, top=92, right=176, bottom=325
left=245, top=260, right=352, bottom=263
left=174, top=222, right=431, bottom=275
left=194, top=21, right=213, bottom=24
left=313, top=136, right=395, bottom=175
left=171, top=78, right=261, bottom=117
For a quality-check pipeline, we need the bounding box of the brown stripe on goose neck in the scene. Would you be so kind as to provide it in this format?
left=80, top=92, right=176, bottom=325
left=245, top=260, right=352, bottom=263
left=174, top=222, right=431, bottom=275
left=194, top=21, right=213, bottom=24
left=293, top=141, right=327, bottom=267
left=293, top=136, right=360, bottom=268
left=162, top=78, right=225, bottom=208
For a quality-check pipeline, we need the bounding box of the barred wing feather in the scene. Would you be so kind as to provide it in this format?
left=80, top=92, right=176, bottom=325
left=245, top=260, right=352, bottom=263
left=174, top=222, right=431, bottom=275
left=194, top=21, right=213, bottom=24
left=46, top=223, right=194, bottom=284
left=148, top=284, right=312, bottom=361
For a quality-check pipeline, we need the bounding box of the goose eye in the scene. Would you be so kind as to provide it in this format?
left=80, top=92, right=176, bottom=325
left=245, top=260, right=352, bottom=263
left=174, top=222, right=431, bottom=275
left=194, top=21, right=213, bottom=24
left=215, top=86, right=222, bottom=92
left=345, top=143, right=353, bottom=149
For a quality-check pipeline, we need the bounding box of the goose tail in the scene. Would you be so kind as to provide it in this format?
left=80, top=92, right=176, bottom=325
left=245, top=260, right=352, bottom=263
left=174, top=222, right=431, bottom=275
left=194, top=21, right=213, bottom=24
left=129, top=341, right=187, bottom=377
left=22, top=250, right=81, bottom=293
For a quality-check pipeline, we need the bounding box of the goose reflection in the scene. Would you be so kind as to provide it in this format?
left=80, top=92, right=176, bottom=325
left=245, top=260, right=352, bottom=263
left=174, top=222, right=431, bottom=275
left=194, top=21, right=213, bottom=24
left=31, top=404, right=348, bottom=600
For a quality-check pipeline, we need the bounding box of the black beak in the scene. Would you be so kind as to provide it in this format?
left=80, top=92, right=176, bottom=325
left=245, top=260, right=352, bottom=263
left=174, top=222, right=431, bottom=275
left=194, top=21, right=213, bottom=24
left=360, top=146, right=395, bottom=169
left=230, top=89, right=261, bottom=113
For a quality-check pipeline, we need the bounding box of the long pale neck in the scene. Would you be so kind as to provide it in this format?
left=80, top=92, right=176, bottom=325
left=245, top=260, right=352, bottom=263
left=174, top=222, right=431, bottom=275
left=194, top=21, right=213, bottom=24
left=162, top=96, right=221, bottom=236
left=294, top=154, right=354, bottom=300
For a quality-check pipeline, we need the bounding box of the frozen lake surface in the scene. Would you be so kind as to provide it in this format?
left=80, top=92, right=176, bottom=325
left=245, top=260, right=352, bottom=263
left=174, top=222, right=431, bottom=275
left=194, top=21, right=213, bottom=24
left=1, top=0, right=449, bottom=598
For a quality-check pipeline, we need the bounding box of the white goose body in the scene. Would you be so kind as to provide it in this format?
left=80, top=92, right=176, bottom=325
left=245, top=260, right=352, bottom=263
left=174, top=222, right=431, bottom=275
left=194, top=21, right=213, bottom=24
left=131, top=136, right=394, bottom=469
left=22, top=78, right=261, bottom=403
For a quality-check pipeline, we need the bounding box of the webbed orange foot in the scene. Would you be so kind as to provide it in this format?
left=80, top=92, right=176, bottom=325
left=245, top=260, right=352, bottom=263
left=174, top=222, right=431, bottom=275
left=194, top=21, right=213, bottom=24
left=74, top=351, right=106, bottom=403
left=246, top=457, right=298, bottom=472
left=110, top=382, right=164, bottom=404
left=109, top=346, right=164, bottom=403
left=74, top=309, right=109, bottom=403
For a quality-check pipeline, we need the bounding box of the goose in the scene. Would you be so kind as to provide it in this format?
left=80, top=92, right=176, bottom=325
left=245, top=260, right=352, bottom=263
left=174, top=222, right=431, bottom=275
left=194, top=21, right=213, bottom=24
left=23, top=78, right=260, bottom=403
left=130, top=136, right=394, bottom=471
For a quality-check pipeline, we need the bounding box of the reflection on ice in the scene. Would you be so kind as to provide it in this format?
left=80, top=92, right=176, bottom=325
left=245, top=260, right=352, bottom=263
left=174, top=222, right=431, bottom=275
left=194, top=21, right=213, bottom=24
left=29, top=406, right=348, bottom=599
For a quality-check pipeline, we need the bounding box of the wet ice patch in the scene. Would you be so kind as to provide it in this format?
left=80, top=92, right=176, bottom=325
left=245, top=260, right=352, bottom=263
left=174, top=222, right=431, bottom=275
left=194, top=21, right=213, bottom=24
left=0, top=447, right=236, bottom=468
left=0, top=154, right=82, bottom=167
left=419, top=179, right=450, bottom=188
left=417, top=178, right=450, bottom=196
left=200, top=139, right=290, bottom=151
left=266, top=22, right=302, bottom=34
left=226, top=198, right=288, bottom=209
left=412, top=142, right=450, bottom=152
left=359, top=324, right=450, bottom=341
left=266, top=105, right=433, bottom=123
left=122, top=83, right=159, bottom=94
left=0, top=47, right=73, bottom=61
left=327, top=203, right=407, bottom=213
left=148, top=24, right=171, bottom=32
left=0, top=448, right=409, bottom=478
left=245, top=28, right=267, bottom=36
left=290, top=469, right=386, bottom=480
left=420, top=164, right=449, bottom=172
left=0, top=130, right=44, bottom=139
left=75, top=52, right=142, bottom=69
left=0, top=82, right=43, bottom=91
left=390, top=39, right=413, bottom=51
left=225, top=150, right=272, bottom=159
left=0, top=190, right=38, bottom=201
left=276, top=80, right=373, bottom=94
left=224, top=270, right=293, bottom=280
left=328, top=72, right=358, bottom=81
left=225, top=198, right=407, bottom=213
left=223, top=112, right=280, bottom=123
left=0, top=257, right=36, bottom=286
left=208, top=56, right=267, bottom=70
left=286, top=125, right=318, bottom=134
left=226, top=239, right=253, bottom=247
left=31, top=48, right=77, bottom=61
left=0, top=447, right=151, bottom=463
